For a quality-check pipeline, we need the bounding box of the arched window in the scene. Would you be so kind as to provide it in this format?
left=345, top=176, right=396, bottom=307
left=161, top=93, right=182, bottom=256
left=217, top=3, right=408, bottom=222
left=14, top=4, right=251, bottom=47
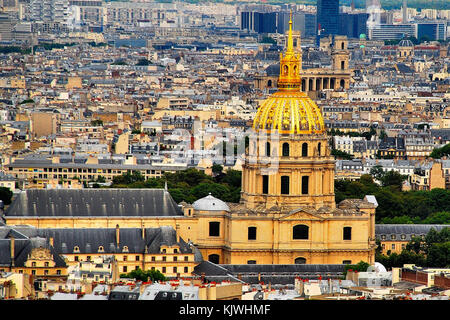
left=318, top=142, right=321, bottom=156
left=281, top=176, right=290, bottom=195
left=284, top=65, right=288, bottom=75
left=208, top=254, right=220, bottom=264
left=293, top=225, right=309, bottom=240
left=73, top=246, right=80, bottom=253
left=302, top=143, right=308, bottom=157
left=266, top=142, right=271, bottom=157
left=341, top=61, right=345, bottom=70
left=282, top=142, right=289, bottom=157
left=295, top=257, right=306, bottom=264
left=267, top=79, right=272, bottom=87
left=341, top=42, right=345, bottom=50
left=98, top=246, right=104, bottom=253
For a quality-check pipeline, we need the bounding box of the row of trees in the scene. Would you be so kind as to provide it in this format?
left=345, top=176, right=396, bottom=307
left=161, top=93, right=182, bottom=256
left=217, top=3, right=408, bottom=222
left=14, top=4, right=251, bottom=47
left=111, top=168, right=242, bottom=204
left=120, top=268, right=166, bottom=282
left=335, top=169, right=450, bottom=224
left=429, top=143, right=450, bottom=159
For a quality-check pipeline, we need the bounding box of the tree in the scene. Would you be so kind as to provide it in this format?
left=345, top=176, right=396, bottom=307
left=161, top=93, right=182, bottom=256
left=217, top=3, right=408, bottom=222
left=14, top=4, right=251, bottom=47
left=91, top=119, right=103, bottom=126
left=369, top=165, right=385, bottom=181
left=406, top=236, right=424, bottom=254
left=211, top=163, right=223, bottom=175
left=426, top=242, right=450, bottom=267
left=343, top=260, right=370, bottom=277
left=429, top=143, right=450, bottom=159
left=190, top=182, right=230, bottom=201
left=120, top=268, right=166, bottom=282
left=112, top=171, right=144, bottom=185
left=380, top=170, right=407, bottom=189
left=96, top=175, right=106, bottom=183
left=379, top=130, right=387, bottom=140
left=260, top=36, right=276, bottom=44
left=331, top=148, right=353, bottom=160
left=217, top=169, right=241, bottom=189
left=136, top=58, right=150, bottom=66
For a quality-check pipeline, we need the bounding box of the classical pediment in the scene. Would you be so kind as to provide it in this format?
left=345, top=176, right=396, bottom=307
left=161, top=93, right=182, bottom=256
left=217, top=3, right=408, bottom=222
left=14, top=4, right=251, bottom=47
left=279, top=207, right=326, bottom=221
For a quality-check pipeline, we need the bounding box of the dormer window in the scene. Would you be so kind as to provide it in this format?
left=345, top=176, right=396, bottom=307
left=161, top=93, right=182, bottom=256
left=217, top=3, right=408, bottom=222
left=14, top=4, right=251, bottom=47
left=73, top=246, right=80, bottom=253
left=98, top=246, right=104, bottom=253
left=122, top=246, right=129, bottom=253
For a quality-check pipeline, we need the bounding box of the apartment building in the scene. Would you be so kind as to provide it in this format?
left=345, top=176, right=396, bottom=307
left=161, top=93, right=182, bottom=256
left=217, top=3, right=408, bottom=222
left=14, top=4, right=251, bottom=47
left=5, top=155, right=187, bottom=185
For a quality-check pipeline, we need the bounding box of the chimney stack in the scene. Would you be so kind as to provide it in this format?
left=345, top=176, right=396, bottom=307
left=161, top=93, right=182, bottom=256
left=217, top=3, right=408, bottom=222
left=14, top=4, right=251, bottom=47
left=10, top=235, right=15, bottom=267
left=116, top=224, right=120, bottom=247
left=49, top=237, right=54, bottom=247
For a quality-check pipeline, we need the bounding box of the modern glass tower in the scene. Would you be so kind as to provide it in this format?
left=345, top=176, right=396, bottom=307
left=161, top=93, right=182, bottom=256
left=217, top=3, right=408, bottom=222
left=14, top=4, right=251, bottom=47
left=317, top=0, right=340, bottom=36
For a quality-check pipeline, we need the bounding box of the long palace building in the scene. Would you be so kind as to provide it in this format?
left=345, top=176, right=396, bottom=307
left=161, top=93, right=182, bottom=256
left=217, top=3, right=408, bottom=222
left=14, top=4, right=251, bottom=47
left=2, top=16, right=377, bottom=272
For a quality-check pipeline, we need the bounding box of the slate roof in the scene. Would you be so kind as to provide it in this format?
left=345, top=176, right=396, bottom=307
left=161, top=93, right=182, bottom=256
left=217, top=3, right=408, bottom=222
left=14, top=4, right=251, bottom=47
left=0, top=233, right=67, bottom=268
left=5, top=188, right=184, bottom=218
left=375, top=224, right=448, bottom=241
left=193, top=262, right=346, bottom=285
left=42, top=226, right=192, bottom=254
left=0, top=225, right=198, bottom=267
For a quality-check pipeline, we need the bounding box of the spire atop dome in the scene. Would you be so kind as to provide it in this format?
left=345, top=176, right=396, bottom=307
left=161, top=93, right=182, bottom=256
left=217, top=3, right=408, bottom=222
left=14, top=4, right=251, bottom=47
left=252, top=12, right=325, bottom=135
left=287, top=10, right=294, bottom=54
left=277, top=11, right=301, bottom=91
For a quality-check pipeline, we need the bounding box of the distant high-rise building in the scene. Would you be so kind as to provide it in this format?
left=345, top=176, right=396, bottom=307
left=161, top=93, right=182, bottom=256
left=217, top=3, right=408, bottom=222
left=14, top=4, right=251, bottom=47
left=1, top=0, right=18, bottom=9
left=369, top=23, right=416, bottom=40
left=402, top=0, right=407, bottom=23
left=417, top=22, right=446, bottom=41
left=240, top=11, right=277, bottom=34
left=278, top=12, right=316, bottom=38
left=0, top=12, right=16, bottom=41
left=339, top=13, right=369, bottom=38
left=317, top=0, right=340, bottom=36
left=29, top=0, right=69, bottom=23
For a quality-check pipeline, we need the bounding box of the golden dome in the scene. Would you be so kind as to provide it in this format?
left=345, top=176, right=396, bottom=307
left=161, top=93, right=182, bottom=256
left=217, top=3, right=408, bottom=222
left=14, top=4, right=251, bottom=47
left=253, top=91, right=325, bottom=135
left=252, top=13, right=325, bottom=135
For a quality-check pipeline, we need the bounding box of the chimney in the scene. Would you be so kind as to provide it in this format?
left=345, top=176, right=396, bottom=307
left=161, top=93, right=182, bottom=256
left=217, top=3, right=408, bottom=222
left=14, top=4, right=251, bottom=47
left=49, top=237, right=54, bottom=247
left=10, top=235, right=15, bottom=267
left=116, top=224, right=120, bottom=247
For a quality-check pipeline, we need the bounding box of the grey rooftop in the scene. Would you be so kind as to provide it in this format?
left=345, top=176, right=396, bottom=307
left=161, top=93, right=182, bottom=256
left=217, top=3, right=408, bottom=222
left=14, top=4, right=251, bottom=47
left=5, top=188, right=184, bottom=218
